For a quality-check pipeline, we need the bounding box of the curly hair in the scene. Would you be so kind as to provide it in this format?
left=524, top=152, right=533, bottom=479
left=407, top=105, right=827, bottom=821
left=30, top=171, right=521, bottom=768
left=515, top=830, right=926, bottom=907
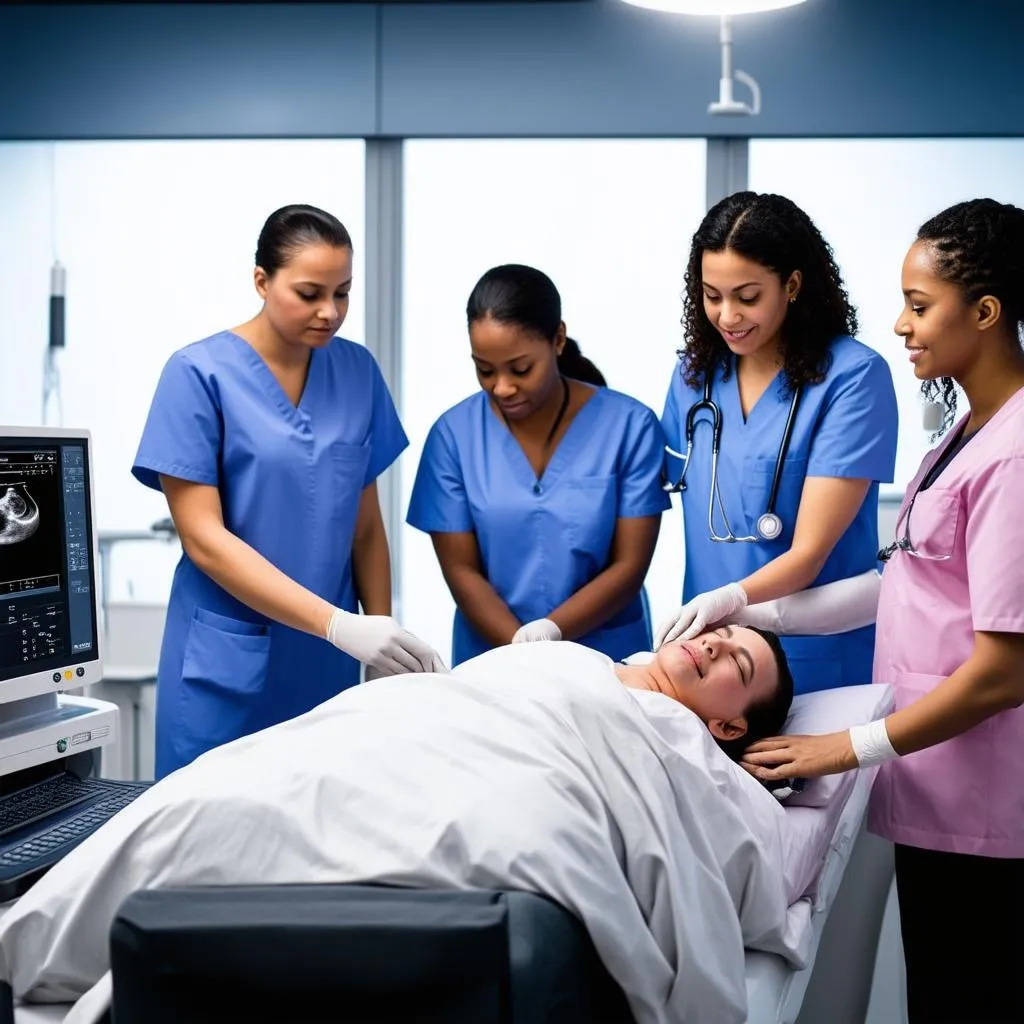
left=914, top=198, right=1024, bottom=434
left=679, top=192, right=858, bottom=393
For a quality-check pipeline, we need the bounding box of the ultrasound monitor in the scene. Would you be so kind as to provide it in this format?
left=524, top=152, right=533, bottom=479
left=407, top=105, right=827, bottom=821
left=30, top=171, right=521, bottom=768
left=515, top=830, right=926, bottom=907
left=0, top=427, right=102, bottom=705
left=0, top=427, right=118, bottom=784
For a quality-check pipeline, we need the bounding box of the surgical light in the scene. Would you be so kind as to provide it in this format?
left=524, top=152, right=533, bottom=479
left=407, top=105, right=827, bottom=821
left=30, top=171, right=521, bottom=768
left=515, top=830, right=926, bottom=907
left=619, top=1, right=808, bottom=14
left=619, top=0, right=811, bottom=117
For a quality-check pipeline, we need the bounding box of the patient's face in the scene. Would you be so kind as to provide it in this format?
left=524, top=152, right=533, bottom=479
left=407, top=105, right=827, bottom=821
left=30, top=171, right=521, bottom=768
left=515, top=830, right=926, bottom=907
left=647, top=626, right=778, bottom=738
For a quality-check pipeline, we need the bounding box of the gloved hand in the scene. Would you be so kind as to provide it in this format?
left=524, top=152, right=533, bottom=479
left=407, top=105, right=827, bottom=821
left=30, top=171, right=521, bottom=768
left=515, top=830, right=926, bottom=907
left=511, top=618, right=563, bottom=644
left=326, top=608, right=448, bottom=675
left=653, top=582, right=748, bottom=648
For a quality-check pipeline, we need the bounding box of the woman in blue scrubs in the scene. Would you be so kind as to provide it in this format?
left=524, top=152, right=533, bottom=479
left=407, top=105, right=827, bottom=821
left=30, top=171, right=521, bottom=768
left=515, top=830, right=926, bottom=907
left=656, top=192, right=898, bottom=693
left=134, top=204, right=444, bottom=777
left=407, top=264, right=670, bottom=665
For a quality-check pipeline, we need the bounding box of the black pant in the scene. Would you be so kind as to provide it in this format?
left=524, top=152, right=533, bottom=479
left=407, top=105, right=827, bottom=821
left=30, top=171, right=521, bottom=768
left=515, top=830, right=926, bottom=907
left=894, top=843, right=1023, bottom=1024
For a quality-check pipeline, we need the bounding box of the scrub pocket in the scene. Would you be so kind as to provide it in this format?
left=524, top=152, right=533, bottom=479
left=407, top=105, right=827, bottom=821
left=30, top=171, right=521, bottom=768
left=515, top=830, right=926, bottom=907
left=741, top=453, right=807, bottom=545
left=174, top=608, right=271, bottom=766
left=328, top=442, right=372, bottom=562
left=565, top=475, right=618, bottom=566
left=888, top=671, right=991, bottom=840
left=900, top=486, right=960, bottom=560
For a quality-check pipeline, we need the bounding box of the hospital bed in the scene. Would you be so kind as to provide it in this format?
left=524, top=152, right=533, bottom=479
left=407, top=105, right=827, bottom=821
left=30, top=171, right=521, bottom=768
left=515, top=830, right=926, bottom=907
left=3, top=684, right=893, bottom=1024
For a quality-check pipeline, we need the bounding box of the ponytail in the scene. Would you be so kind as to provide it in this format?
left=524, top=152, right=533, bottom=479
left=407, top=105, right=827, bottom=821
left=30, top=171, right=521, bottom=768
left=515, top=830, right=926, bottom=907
left=558, top=337, right=607, bottom=387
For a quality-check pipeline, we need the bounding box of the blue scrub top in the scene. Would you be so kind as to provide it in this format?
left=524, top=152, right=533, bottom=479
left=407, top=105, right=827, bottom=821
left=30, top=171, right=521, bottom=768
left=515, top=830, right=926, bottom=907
left=407, top=387, right=671, bottom=666
left=662, top=336, right=898, bottom=694
left=133, top=331, right=407, bottom=777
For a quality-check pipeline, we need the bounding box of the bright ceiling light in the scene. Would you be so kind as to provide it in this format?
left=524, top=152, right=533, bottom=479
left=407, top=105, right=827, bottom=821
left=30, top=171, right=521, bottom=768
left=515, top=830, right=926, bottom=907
left=620, top=0, right=811, bottom=115
left=620, top=1, right=808, bottom=15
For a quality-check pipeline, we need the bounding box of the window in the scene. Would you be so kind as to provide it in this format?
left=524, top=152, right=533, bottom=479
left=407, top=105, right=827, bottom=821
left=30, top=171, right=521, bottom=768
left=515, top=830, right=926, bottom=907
left=0, top=140, right=365, bottom=600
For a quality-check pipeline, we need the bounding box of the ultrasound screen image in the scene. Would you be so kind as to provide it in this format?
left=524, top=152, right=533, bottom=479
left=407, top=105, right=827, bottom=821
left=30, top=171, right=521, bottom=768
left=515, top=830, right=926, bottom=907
left=0, top=483, right=41, bottom=545
left=0, top=456, right=62, bottom=592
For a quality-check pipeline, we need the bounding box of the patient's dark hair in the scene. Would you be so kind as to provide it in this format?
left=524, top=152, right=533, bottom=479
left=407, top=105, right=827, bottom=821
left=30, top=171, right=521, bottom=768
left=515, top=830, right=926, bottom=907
left=716, top=626, right=794, bottom=763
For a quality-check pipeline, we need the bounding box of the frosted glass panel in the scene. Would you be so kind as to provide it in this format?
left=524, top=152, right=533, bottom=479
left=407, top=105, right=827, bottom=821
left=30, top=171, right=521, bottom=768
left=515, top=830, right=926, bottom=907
left=401, top=139, right=706, bottom=662
left=0, top=140, right=365, bottom=601
left=750, top=139, right=1024, bottom=496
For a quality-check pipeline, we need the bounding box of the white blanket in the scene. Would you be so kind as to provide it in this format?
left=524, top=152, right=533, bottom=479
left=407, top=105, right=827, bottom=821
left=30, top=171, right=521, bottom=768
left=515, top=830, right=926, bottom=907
left=0, top=642, right=804, bottom=1024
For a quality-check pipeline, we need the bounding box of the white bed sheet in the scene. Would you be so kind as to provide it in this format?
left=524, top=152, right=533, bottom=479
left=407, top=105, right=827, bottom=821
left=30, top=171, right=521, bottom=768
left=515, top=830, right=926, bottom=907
left=8, top=781, right=882, bottom=1024
left=1, top=642, right=802, bottom=1024
left=5, top=668, right=893, bottom=1024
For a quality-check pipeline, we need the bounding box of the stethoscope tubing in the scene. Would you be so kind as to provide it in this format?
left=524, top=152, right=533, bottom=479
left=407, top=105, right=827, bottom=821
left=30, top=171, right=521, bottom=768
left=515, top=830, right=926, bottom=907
left=665, top=368, right=802, bottom=543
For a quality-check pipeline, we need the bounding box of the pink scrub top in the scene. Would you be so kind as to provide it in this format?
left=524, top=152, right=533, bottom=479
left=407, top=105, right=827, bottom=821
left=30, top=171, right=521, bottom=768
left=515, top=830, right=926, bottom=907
left=869, top=386, right=1024, bottom=858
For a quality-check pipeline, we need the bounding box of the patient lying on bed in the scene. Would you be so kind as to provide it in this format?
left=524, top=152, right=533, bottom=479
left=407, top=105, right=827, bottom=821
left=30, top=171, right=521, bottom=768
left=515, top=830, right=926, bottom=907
left=615, top=624, right=794, bottom=761
left=0, top=637, right=804, bottom=1024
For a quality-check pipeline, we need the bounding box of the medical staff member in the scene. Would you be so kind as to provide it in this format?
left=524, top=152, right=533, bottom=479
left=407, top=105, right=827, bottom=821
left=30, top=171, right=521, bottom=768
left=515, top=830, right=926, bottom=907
left=407, top=264, right=670, bottom=665
left=745, top=199, right=1024, bottom=1024
left=656, top=192, right=898, bottom=693
left=134, top=204, right=444, bottom=778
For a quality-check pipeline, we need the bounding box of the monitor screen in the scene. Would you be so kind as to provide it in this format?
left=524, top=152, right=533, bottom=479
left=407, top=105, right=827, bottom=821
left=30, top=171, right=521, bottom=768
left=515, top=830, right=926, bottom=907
left=0, top=430, right=100, bottom=698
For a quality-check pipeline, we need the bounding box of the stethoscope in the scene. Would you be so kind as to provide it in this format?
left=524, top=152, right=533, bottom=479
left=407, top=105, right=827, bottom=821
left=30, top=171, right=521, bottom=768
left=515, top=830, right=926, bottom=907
left=662, top=370, right=803, bottom=543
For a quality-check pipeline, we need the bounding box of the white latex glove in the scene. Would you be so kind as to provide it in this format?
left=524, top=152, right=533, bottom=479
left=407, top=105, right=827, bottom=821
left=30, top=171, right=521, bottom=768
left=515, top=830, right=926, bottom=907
left=737, top=569, right=882, bottom=637
left=326, top=608, right=448, bottom=675
left=511, top=618, right=563, bottom=644
left=653, top=582, right=748, bottom=648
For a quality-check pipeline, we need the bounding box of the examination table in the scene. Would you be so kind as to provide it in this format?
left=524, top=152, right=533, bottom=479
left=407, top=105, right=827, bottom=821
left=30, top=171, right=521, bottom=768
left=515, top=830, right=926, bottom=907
left=2, top=684, right=894, bottom=1024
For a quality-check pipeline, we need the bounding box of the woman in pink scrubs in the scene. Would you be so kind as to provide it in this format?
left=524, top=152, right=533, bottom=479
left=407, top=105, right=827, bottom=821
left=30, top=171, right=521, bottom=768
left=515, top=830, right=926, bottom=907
left=743, top=198, right=1024, bottom=1023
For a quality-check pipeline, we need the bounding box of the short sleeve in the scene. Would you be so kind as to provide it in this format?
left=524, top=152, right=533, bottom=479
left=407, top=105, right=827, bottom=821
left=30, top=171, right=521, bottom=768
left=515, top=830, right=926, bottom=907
left=132, top=352, right=222, bottom=492
left=966, top=457, right=1024, bottom=634
left=660, top=371, right=682, bottom=448
left=807, top=353, right=898, bottom=482
left=617, top=406, right=672, bottom=518
left=406, top=419, right=475, bottom=534
left=363, top=353, right=409, bottom=485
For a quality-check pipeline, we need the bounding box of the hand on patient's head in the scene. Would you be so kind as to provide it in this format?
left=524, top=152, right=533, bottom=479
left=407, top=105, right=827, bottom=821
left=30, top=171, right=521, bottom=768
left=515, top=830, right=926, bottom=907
left=621, top=626, right=794, bottom=761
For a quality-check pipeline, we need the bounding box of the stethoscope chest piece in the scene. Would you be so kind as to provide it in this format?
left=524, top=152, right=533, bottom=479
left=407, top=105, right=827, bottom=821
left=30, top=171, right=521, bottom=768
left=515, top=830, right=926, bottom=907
left=756, top=512, right=783, bottom=541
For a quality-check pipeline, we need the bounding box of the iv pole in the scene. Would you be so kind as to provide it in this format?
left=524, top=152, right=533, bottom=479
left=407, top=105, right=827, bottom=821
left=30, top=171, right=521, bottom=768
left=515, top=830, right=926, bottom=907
left=43, top=145, right=65, bottom=427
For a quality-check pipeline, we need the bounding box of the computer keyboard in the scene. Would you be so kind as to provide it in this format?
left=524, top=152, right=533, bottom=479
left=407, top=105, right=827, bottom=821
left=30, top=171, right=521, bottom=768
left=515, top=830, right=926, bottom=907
left=0, top=774, right=151, bottom=901
left=0, top=773, right=101, bottom=838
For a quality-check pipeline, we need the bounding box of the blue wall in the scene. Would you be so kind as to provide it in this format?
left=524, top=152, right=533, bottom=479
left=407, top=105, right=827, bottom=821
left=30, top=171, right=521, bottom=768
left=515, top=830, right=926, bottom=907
left=1, top=1, right=1022, bottom=140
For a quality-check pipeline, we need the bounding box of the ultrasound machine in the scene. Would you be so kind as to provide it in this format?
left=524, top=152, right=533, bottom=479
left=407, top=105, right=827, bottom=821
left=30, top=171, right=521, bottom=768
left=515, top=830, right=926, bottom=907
left=0, top=426, right=149, bottom=902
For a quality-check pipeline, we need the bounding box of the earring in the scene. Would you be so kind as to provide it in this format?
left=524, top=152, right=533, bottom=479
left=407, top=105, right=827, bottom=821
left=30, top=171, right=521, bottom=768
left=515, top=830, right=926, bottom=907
left=788, top=295, right=797, bottom=304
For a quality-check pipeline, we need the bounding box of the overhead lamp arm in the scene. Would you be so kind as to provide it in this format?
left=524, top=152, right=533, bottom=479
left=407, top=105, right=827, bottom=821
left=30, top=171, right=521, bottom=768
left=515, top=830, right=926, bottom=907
left=707, top=14, right=762, bottom=116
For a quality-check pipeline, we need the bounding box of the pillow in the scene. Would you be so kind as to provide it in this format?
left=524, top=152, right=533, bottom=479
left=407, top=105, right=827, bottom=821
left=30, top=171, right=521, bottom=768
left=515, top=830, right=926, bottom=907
left=775, top=683, right=894, bottom=808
